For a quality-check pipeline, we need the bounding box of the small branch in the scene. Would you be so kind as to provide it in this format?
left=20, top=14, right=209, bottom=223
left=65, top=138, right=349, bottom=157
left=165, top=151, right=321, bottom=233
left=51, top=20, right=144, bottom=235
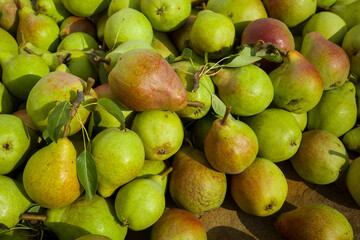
left=192, top=66, right=204, bottom=92
left=58, top=54, right=63, bottom=65
left=19, top=214, right=47, bottom=222
left=161, top=167, right=173, bottom=180
left=187, top=101, right=205, bottom=108
left=221, top=106, right=231, bottom=125
left=62, top=91, right=85, bottom=138
left=84, top=78, right=95, bottom=95
left=317, top=3, right=331, bottom=11
left=23, top=47, right=41, bottom=56
left=93, top=56, right=111, bottom=65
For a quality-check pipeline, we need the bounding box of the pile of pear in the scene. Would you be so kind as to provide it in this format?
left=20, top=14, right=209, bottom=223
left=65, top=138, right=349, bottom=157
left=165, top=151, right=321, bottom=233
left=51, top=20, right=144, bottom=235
left=0, top=0, right=360, bottom=239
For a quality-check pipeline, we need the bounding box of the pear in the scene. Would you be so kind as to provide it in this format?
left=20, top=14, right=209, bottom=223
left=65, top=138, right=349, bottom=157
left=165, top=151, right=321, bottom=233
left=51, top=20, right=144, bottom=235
left=36, top=0, right=71, bottom=24
left=243, top=108, right=302, bottom=162
left=207, top=0, right=268, bottom=36
left=108, top=0, right=141, bottom=16
left=17, top=6, right=60, bottom=52
left=140, top=0, right=191, bottom=32
left=61, top=0, right=110, bottom=17
left=26, top=71, right=97, bottom=136
left=0, top=0, right=33, bottom=35
left=212, top=64, right=274, bottom=117
left=0, top=175, right=31, bottom=228
left=104, top=8, right=153, bottom=50
left=169, top=145, right=227, bottom=214
left=263, top=0, right=316, bottom=28
left=0, top=27, right=18, bottom=55
left=91, top=127, right=145, bottom=197
left=342, top=127, right=360, bottom=153
left=346, top=157, right=360, bottom=206
left=290, top=130, right=349, bottom=185
left=0, top=82, right=14, bottom=114
left=150, top=208, right=207, bottom=240
left=191, top=112, right=219, bottom=151
left=1, top=54, right=50, bottom=101
left=302, top=12, right=347, bottom=45
left=342, top=24, right=360, bottom=78
left=204, top=107, right=258, bottom=174
left=96, top=11, right=108, bottom=41
left=307, top=81, right=357, bottom=137
left=275, top=204, right=353, bottom=239
left=230, top=157, right=288, bottom=216
left=355, top=80, right=360, bottom=119
left=301, top=31, right=350, bottom=90
left=131, top=110, right=184, bottom=161
left=331, top=0, right=360, bottom=29
left=171, top=60, right=214, bottom=119
left=108, top=49, right=187, bottom=111
left=76, top=235, right=111, bottom=240
left=57, top=32, right=99, bottom=51
left=0, top=229, right=33, bottom=240
left=136, top=159, right=170, bottom=193
left=151, top=30, right=179, bottom=58
left=114, top=174, right=167, bottom=231
left=269, top=50, right=324, bottom=114
left=46, top=194, right=127, bottom=240
left=22, top=137, right=82, bottom=209
left=60, top=16, right=97, bottom=40
left=169, top=13, right=196, bottom=53
left=190, top=10, right=235, bottom=59
left=318, top=0, right=337, bottom=6
left=291, top=112, right=307, bottom=131
left=0, top=114, right=31, bottom=175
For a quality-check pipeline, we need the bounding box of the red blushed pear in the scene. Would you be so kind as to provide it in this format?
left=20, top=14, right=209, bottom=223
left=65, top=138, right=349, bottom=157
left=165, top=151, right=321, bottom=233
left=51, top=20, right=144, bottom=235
left=108, top=49, right=187, bottom=112
left=204, top=106, right=258, bottom=174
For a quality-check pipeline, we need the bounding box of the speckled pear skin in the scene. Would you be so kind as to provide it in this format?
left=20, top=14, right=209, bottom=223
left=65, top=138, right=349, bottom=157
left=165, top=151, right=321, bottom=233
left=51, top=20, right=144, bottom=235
left=108, top=49, right=187, bottom=111
left=275, top=204, right=354, bottom=240
left=22, top=138, right=82, bottom=209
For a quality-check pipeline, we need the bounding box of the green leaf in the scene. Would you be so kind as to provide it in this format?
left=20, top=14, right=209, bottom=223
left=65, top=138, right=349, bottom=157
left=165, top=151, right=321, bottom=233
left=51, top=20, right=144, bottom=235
left=182, top=48, right=193, bottom=59
left=42, top=129, right=53, bottom=144
left=165, top=54, right=176, bottom=63
left=97, top=98, right=125, bottom=130
left=77, top=150, right=98, bottom=200
left=222, top=47, right=261, bottom=68
left=47, top=101, right=71, bottom=143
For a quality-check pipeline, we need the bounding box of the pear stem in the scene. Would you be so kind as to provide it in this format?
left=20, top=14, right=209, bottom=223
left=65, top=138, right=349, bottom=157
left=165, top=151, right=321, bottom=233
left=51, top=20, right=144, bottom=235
left=19, top=214, right=47, bottom=222
left=317, top=3, right=331, bottom=11
left=84, top=78, right=95, bottom=95
left=221, top=106, right=231, bottom=125
left=161, top=167, right=173, bottom=180
left=23, top=47, right=41, bottom=56
left=186, top=101, right=205, bottom=108
left=15, top=0, right=23, bottom=9
left=192, top=66, right=204, bottom=92
left=62, top=91, right=85, bottom=138
left=93, top=56, right=111, bottom=65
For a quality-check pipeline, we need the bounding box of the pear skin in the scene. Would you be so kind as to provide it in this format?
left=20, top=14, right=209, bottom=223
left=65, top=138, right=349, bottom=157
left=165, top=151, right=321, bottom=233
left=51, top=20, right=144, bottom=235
left=342, top=127, right=360, bottom=153
left=346, top=157, right=360, bottom=206
left=59, top=16, right=97, bottom=40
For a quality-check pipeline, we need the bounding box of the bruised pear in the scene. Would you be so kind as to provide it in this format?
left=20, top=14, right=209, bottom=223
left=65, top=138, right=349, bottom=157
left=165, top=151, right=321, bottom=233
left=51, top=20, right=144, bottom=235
left=108, top=49, right=187, bottom=111
left=275, top=204, right=353, bottom=240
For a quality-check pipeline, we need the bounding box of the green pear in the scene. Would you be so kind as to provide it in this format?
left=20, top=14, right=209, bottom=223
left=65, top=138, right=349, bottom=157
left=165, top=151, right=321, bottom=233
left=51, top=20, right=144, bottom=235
left=0, top=0, right=33, bottom=36
left=151, top=30, right=179, bottom=58
left=191, top=112, right=219, bottom=151
left=16, top=6, right=60, bottom=52
left=346, top=157, right=360, bottom=206
left=169, top=14, right=196, bottom=53
left=150, top=208, right=207, bottom=240
left=243, top=108, right=302, bottom=162
left=36, top=0, right=71, bottom=24
left=140, top=0, right=191, bottom=32
left=0, top=82, right=15, bottom=114
left=131, top=110, right=184, bottom=161
left=204, top=107, right=258, bottom=174
left=61, top=0, right=111, bottom=17
left=331, top=0, right=360, bottom=29
left=0, top=175, right=31, bottom=228
left=301, top=31, right=350, bottom=90
left=317, top=0, right=337, bottom=6
left=190, top=10, right=235, bottom=59
left=355, top=80, right=360, bottom=119
left=342, top=127, right=360, bottom=153
left=263, top=0, right=317, bottom=28
left=108, top=0, right=141, bottom=16
left=0, top=229, right=33, bottom=240
left=275, top=204, right=353, bottom=239
left=136, top=159, right=170, bottom=193
left=0, top=27, right=18, bottom=55
left=2, top=54, right=50, bottom=101
left=114, top=175, right=166, bottom=231
left=0, top=114, right=31, bottom=175
left=57, top=32, right=100, bottom=51
left=302, top=12, right=347, bottom=45
left=22, top=137, right=82, bottom=209
left=307, top=81, right=357, bottom=137
left=76, top=235, right=111, bottom=240
left=46, top=194, right=127, bottom=240
left=169, top=145, right=227, bottom=214
left=59, top=16, right=97, bottom=40
left=290, top=130, right=349, bottom=185
left=291, top=112, right=307, bottom=131
left=207, top=0, right=268, bottom=36
left=104, top=8, right=153, bottom=50
left=342, top=24, right=360, bottom=78
left=212, top=64, right=274, bottom=116
left=108, top=49, right=187, bottom=111
left=96, top=11, right=108, bottom=41
left=171, top=60, right=214, bottom=119
left=91, top=128, right=145, bottom=197
left=26, top=71, right=97, bottom=135
left=230, top=157, right=288, bottom=216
